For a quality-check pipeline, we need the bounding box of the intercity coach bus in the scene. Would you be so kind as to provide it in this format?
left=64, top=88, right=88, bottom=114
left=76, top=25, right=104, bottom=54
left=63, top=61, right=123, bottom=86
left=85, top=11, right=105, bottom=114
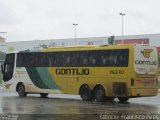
left=1, top=44, right=158, bottom=102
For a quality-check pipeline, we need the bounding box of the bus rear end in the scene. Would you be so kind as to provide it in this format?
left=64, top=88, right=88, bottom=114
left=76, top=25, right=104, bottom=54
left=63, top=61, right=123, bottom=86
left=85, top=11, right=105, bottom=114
left=131, top=45, right=158, bottom=97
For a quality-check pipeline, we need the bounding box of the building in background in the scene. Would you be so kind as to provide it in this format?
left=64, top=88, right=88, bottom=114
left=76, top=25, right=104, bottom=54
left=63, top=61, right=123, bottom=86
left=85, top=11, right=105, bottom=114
left=0, top=33, right=160, bottom=53
left=115, top=38, right=149, bottom=45
left=157, top=47, right=160, bottom=55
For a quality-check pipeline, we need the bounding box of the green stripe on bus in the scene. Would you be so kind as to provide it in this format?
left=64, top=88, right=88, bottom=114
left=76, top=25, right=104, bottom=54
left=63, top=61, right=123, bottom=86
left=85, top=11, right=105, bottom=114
left=26, top=67, right=49, bottom=89
left=36, top=67, right=59, bottom=89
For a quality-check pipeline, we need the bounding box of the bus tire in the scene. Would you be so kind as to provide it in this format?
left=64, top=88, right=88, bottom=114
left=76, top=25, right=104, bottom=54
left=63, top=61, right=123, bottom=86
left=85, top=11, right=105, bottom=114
left=94, top=86, right=106, bottom=102
left=80, top=85, right=93, bottom=101
left=40, top=93, right=48, bottom=98
left=118, top=97, right=129, bottom=102
left=105, top=97, right=115, bottom=101
left=17, top=83, right=27, bottom=97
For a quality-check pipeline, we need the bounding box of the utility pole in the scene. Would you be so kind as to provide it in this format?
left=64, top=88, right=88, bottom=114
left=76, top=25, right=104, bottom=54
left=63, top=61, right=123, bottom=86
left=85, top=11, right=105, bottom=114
left=73, top=24, right=78, bottom=45
left=119, top=13, right=125, bottom=44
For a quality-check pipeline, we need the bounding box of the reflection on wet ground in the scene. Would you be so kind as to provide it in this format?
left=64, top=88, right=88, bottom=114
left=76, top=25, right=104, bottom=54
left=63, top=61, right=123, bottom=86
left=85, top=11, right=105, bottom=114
left=1, top=89, right=160, bottom=119
left=1, top=95, right=160, bottom=114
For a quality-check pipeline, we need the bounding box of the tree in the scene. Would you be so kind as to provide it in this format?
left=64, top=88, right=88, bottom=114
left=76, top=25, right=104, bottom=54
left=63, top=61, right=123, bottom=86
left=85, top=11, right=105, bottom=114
left=8, top=46, right=15, bottom=52
left=39, top=44, right=48, bottom=49
left=0, top=51, right=5, bottom=60
left=108, top=36, right=115, bottom=45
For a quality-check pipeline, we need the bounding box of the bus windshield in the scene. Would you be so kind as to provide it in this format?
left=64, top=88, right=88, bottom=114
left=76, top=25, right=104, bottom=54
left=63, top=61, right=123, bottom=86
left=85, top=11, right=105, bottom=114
left=2, top=53, right=15, bottom=82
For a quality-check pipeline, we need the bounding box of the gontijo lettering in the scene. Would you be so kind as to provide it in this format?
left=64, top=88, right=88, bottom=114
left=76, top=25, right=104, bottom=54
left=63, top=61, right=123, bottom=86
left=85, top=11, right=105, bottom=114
left=56, top=68, right=90, bottom=75
left=135, top=60, right=157, bottom=65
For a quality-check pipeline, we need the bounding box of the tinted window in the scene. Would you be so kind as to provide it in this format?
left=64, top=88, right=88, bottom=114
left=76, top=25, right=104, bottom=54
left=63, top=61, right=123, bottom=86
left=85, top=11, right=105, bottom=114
left=3, top=53, right=15, bottom=82
left=16, top=49, right=129, bottom=67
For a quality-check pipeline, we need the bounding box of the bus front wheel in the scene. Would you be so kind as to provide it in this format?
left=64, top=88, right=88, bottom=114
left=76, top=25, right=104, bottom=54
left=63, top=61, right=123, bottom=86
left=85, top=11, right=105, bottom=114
left=80, top=85, right=93, bottom=101
left=17, top=83, right=27, bottom=97
left=40, top=93, right=48, bottom=98
left=94, top=86, right=106, bottom=102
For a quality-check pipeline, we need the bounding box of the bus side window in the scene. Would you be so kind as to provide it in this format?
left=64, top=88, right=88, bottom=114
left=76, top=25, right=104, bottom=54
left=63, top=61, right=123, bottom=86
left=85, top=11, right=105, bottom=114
left=88, top=51, right=97, bottom=66
left=118, top=55, right=124, bottom=66
left=83, top=57, right=88, bottom=65
left=70, top=52, right=79, bottom=67
left=54, top=52, right=64, bottom=67
left=117, top=50, right=129, bottom=67
left=108, top=54, right=114, bottom=66
left=48, top=53, right=54, bottom=67
left=30, top=53, right=36, bottom=66
left=66, top=56, right=70, bottom=65
left=98, top=51, right=107, bottom=66
left=23, top=53, right=29, bottom=67
left=80, top=51, right=88, bottom=66
left=17, top=53, right=22, bottom=67
left=103, top=56, right=108, bottom=65
left=113, top=55, right=118, bottom=66
left=63, top=52, right=71, bottom=66
left=40, top=53, right=46, bottom=66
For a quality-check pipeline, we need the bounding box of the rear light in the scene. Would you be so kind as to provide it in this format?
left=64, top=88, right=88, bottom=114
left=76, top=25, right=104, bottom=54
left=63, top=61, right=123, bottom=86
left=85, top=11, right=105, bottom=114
left=131, top=78, right=134, bottom=86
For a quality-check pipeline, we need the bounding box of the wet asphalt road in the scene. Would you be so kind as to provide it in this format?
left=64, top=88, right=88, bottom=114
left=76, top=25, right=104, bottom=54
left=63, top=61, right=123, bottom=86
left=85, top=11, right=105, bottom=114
left=1, top=86, right=160, bottom=120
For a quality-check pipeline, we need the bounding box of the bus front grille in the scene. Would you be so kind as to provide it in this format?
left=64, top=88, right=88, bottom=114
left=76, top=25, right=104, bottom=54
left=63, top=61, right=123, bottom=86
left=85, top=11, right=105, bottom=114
left=112, top=82, right=127, bottom=96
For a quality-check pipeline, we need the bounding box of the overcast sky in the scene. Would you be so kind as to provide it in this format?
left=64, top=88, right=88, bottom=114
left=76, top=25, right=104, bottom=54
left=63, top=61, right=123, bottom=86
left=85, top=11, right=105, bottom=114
left=0, top=0, right=160, bottom=45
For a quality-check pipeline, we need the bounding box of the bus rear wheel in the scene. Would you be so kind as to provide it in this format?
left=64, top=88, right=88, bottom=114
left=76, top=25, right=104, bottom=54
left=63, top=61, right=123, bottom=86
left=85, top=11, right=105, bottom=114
left=80, top=85, right=93, bottom=101
left=17, top=83, right=27, bottom=97
left=94, top=86, right=106, bottom=102
left=105, top=97, right=115, bottom=101
left=40, top=93, right=48, bottom=98
left=118, top=97, right=129, bottom=102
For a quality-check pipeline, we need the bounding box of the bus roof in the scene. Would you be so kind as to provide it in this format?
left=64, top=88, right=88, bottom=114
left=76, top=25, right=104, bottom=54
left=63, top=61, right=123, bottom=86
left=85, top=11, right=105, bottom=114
left=42, top=44, right=135, bottom=52
left=15, top=44, right=150, bottom=53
